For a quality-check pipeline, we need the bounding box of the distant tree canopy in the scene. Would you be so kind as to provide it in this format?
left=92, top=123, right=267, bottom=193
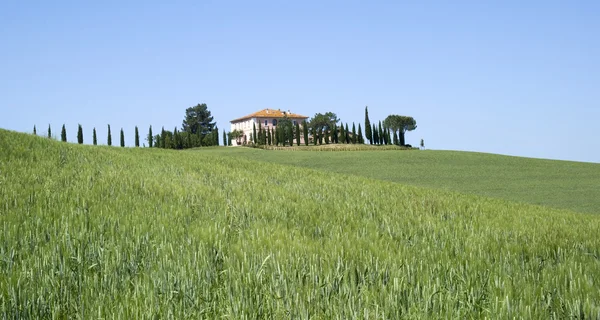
left=383, top=115, right=417, bottom=146
left=181, top=103, right=218, bottom=147
left=309, top=112, right=339, bottom=145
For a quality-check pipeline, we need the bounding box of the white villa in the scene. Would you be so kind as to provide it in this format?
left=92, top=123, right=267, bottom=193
left=230, top=108, right=309, bottom=146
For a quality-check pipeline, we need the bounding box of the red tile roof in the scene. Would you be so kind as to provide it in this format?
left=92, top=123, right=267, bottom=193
left=230, top=109, right=309, bottom=123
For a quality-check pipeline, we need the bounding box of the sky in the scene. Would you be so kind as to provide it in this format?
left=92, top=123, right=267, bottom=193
left=1, top=1, right=598, bottom=162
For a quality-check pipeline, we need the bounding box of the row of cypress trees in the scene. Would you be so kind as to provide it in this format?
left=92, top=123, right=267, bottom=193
left=34, top=124, right=148, bottom=147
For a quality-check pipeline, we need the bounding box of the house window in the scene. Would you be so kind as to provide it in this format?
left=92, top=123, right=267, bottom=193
left=272, top=119, right=277, bottom=126
left=293, top=120, right=297, bottom=126
left=265, top=120, right=268, bottom=126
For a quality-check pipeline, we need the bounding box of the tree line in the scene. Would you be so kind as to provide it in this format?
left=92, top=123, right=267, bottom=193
left=242, top=106, right=417, bottom=147
left=34, top=103, right=223, bottom=148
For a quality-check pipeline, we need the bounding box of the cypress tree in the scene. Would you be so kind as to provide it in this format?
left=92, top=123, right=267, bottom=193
left=313, top=127, right=318, bottom=145
left=77, top=124, right=83, bottom=144
left=339, top=125, right=344, bottom=143
left=33, top=125, right=37, bottom=135
left=288, top=125, right=294, bottom=146
left=223, top=130, right=227, bottom=146
left=345, top=123, right=350, bottom=144
left=352, top=123, right=357, bottom=144
left=120, top=128, right=125, bottom=147
left=107, top=125, right=112, bottom=146
left=93, top=127, right=97, bottom=145
left=332, top=125, right=338, bottom=144
left=358, top=124, right=363, bottom=144
left=378, top=122, right=383, bottom=145
left=252, top=123, right=257, bottom=144
left=303, top=120, right=309, bottom=146
left=258, top=122, right=263, bottom=145
left=61, top=124, right=67, bottom=142
left=148, top=125, right=153, bottom=148
left=365, top=106, right=372, bottom=144
left=214, top=126, right=219, bottom=146
left=160, top=127, right=166, bottom=148
left=372, top=124, right=378, bottom=145
left=47, top=124, right=51, bottom=139
left=273, top=127, right=278, bottom=146
left=134, top=126, right=140, bottom=147
left=393, top=130, right=399, bottom=145
left=295, top=122, right=301, bottom=146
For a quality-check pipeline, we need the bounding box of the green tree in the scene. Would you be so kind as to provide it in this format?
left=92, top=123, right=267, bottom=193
left=358, top=124, right=363, bottom=144
left=252, top=123, right=257, bottom=144
left=345, top=123, right=350, bottom=144
left=383, top=115, right=417, bottom=146
left=61, top=124, right=67, bottom=142
left=47, top=124, right=51, bottom=139
left=33, top=125, right=36, bottom=135
left=372, top=124, right=378, bottom=145
left=378, top=122, right=383, bottom=145
left=93, top=127, right=97, bottom=145
left=120, top=128, right=125, bottom=147
left=339, top=124, right=345, bottom=144
left=303, top=120, right=309, bottom=146
left=309, top=112, right=338, bottom=144
left=107, top=125, right=112, bottom=146
left=147, top=126, right=153, bottom=148
left=351, top=123, right=357, bottom=144
left=134, top=126, right=140, bottom=147
left=182, top=103, right=217, bottom=145
left=160, top=127, right=166, bottom=148
left=223, top=130, right=227, bottom=146
left=295, top=122, right=301, bottom=146
left=77, top=124, right=83, bottom=144
left=393, top=130, right=399, bottom=145
left=365, top=106, right=372, bottom=144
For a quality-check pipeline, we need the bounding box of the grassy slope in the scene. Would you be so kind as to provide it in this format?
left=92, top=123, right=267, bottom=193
left=2, top=129, right=600, bottom=318
left=205, top=147, right=600, bottom=214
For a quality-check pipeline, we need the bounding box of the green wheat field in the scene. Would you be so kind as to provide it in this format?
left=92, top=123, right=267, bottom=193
left=1, top=129, right=600, bottom=319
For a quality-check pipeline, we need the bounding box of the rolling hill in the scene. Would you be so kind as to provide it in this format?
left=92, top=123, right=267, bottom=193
left=1, top=129, right=599, bottom=318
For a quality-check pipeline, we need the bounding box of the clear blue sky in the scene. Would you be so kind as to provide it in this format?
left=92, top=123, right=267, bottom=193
left=1, top=1, right=598, bottom=162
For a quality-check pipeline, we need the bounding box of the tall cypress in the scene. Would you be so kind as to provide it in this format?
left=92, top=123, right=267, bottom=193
left=61, top=124, right=67, bottom=142
left=33, top=125, right=37, bottom=135
left=351, top=123, right=357, bottom=144
left=303, top=120, right=309, bottom=146
left=273, top=127, right=278, bottom=146
left=372, top=124, right=378, bottom=145
left=134, top=126, right=140, bottom=147
left=148, top=126, right=153, bottom=148
left=258, top=122, right=263, bottom=145
left=120, top=128, right=125, bottom=147
left=295, top=122, right=301, bottom=146
left=160, top=127, right=166, bottom=148
left=223, top=129, right=227, bottom=146
left=47, top=124, right=51, bottom=139
left=313, top=128, right=318, bottom=145
left=339, top=125, right=345, bottom=143
left=93, top=127, right=97, bottom=145
left=365, top=106, right=372, bottom=144
left=345, top=123, right=350, bottom=144
left=378, top=122, right=383, bottom=145
left=393, top=130, right=399, bottom=145
left=107, top=125, right=112, bottom=146
left=358, top=124, right=363, bottom=144
left=252, top=123, right=257, bottom=144
left=77, top=124, right=83, bottom=144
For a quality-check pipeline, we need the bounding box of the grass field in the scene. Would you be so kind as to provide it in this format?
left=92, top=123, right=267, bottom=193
left=2, top=129, right=600, bottom=318
left=205, top=147, right=600, bottom=214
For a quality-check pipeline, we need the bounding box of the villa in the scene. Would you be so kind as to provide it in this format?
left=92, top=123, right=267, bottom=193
left=230, top=108, right=309, bottom=146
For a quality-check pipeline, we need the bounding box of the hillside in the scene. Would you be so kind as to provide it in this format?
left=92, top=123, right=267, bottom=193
left=1, top=129, right=600, bottom=318
left=205, top=147, right=600, bottom=214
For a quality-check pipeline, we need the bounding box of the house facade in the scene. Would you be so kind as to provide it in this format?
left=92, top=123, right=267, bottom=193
left=230, top=108, right=309, bottom=146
